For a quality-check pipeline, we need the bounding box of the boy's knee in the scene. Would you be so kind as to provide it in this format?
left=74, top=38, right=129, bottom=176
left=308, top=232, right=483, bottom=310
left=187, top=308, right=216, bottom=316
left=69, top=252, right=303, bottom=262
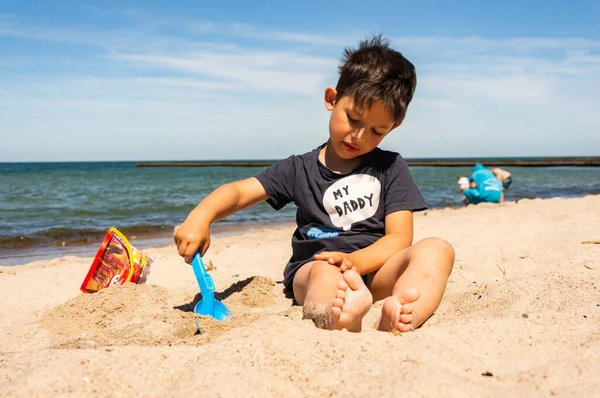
left=419, top=237, right=455, bottom=270
left=308, top=261, right=340, bottom=280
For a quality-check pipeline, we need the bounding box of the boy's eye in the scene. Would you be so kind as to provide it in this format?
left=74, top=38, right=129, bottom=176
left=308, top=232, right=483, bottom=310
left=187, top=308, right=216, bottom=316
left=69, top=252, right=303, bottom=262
left=372, top=129, right=385, bottom=136
left=347, top=114, right=358, bottom=123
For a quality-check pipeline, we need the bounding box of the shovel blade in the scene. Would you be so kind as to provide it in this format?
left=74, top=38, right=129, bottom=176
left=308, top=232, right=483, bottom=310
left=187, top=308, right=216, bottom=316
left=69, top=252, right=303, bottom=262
left=194, top=298, right=232, bottom=322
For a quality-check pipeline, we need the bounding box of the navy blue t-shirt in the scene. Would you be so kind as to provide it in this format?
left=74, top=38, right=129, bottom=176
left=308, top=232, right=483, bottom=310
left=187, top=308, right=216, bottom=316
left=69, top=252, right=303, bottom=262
left=255, top=145, right=427, bottom=289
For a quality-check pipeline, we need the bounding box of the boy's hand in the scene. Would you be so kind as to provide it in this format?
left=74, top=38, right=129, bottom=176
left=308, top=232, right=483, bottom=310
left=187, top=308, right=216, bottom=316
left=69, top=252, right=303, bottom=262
left=313, top=251, right=358, bottom=273
left=173, top=217, right=211, bottom=264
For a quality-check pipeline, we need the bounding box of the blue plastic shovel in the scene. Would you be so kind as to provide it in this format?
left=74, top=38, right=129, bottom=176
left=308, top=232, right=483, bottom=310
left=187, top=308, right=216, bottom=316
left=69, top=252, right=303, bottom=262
left=191, top=252, right=232, bottom=321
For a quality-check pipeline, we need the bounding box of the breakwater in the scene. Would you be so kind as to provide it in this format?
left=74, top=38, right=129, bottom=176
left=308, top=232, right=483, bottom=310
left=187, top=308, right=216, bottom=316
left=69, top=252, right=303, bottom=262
left=136, top=157, right=600, bottom=167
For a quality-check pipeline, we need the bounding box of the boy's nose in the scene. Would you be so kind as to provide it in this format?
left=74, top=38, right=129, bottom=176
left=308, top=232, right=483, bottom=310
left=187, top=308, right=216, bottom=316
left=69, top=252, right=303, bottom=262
left=351, top=127, right=366, bottom=142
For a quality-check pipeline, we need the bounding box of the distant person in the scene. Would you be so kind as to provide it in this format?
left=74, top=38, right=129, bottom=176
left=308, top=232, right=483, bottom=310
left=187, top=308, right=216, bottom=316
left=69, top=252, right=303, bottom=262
left=490, top=167, right=513, bottom=190
left=460, top=164, right=504, bottom=205
left=174, top=35, right=455, bottom=334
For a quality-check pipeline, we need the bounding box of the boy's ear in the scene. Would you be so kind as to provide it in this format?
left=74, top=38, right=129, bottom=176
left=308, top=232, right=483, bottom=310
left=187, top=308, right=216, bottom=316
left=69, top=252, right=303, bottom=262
left=324, top=87, right=337, bottom=111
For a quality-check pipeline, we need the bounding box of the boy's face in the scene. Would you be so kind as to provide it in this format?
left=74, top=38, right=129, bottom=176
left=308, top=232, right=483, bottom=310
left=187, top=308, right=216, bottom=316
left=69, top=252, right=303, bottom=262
left=325, top=87, right=399, bottom=160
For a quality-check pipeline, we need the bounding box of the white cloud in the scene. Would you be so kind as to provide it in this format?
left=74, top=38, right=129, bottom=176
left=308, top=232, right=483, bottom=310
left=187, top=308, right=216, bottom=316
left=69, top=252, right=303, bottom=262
left=0, top=13, right=599, bottom=160
left=109, top=50, right=334, bottom=95
left=185, top=21, right=348, bottom=46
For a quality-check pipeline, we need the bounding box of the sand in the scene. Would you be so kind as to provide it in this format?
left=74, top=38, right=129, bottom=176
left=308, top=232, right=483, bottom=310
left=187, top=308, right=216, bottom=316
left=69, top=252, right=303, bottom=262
left=1, top=195, right=599, bottom=397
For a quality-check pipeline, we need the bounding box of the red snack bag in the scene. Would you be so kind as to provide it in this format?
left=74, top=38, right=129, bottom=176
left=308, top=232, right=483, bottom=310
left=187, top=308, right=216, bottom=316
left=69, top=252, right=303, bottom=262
left=80, top=228, right=153, bottom=293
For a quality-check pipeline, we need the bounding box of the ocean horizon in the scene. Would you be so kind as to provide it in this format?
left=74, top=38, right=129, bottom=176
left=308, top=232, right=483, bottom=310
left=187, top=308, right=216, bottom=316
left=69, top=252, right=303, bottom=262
left=3, top=155, right=600, bottom=164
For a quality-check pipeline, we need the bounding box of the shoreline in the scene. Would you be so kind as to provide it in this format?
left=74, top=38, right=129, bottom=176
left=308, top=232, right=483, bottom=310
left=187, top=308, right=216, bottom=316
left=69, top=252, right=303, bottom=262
left=4, top=189, right=600, bottom=267
left=2, top=194, right=598, bottom=269
left=0, top=218, right=297, bottom=267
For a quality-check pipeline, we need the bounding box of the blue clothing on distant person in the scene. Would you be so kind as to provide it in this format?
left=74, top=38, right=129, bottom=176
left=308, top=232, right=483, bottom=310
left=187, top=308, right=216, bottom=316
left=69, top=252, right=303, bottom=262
left=462, top=164, right=503, bottom=204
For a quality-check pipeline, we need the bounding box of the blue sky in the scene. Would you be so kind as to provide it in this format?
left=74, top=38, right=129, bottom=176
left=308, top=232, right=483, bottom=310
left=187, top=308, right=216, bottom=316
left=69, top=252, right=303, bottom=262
left=1, top=1, right=599, bottom=161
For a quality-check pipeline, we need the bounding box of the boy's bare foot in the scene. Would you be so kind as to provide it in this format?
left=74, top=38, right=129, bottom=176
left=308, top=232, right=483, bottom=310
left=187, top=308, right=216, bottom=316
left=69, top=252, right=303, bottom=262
left=377, top=288, right=421, bottom=333
left=331, top=270, right=373, bottom=332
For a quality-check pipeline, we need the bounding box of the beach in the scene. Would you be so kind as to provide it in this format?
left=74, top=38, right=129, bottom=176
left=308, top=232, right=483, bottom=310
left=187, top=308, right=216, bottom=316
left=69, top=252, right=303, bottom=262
left=1, top=195, right=599, bottom=397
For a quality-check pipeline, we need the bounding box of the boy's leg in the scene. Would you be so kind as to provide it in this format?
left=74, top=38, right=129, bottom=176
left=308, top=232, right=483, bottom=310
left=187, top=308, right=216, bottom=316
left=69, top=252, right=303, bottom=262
left=369, top=237, right=455, bottom=333
left=293, top=261, right=372, bottom=332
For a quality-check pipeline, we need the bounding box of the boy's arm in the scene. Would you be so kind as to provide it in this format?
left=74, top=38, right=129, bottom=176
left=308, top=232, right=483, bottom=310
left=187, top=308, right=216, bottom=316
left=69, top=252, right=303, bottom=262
left=175, top=177, right=269, bottom=262
left=315, top=210, right=414, bottom=275
left=188, top=177, right=269, bottom=223
left=349, top=210, right=414, bottom=274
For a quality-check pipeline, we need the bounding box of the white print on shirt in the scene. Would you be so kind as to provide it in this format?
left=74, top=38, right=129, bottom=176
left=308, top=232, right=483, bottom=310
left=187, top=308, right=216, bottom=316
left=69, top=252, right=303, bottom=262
left=323, top=174, right=381, bottom=231
left=483, top=177, right=502, bottom=191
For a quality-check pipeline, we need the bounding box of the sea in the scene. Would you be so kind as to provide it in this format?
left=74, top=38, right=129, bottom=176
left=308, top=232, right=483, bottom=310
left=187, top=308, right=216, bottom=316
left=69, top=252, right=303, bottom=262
left=1, top=161, right=599, bottom=265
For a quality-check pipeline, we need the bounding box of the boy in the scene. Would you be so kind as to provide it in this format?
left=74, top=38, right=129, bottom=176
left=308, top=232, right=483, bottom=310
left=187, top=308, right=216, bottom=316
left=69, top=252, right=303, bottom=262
left=174, top=36, right=455, bottom=333
left=461, top=163, right=504, bottom=205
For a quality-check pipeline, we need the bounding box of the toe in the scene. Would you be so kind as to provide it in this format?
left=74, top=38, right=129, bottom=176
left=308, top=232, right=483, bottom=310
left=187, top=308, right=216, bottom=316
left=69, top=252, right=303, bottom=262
left=397, top=322, right=414, bottom=333
left=342, top=270, right=366, bottom=290
left=399, top=288, right=420, bottom=304
left=400, top=303, right=413, bottom=314
left=332, top=298, right=344, bottom=309
left=331, top=306, right=341, bottom=319
left=399, top=313, right=412, bottom=324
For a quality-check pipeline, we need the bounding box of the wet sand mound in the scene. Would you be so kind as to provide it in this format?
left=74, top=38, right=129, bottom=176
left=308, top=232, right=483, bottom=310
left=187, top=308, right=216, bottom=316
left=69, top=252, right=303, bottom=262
left=220, top=275, right=277, bottom=308
left=41, top=276, right=278, bottom=348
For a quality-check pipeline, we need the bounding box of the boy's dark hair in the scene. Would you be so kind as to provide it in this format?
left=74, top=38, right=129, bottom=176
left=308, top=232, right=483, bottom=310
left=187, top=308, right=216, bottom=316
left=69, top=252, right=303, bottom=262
left=336, top=35, right=416, bottom=124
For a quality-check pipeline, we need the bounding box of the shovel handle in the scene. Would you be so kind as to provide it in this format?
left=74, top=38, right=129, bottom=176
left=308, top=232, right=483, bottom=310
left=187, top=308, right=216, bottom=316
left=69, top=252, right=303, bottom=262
left=191, top=252, right=215, bottom=296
